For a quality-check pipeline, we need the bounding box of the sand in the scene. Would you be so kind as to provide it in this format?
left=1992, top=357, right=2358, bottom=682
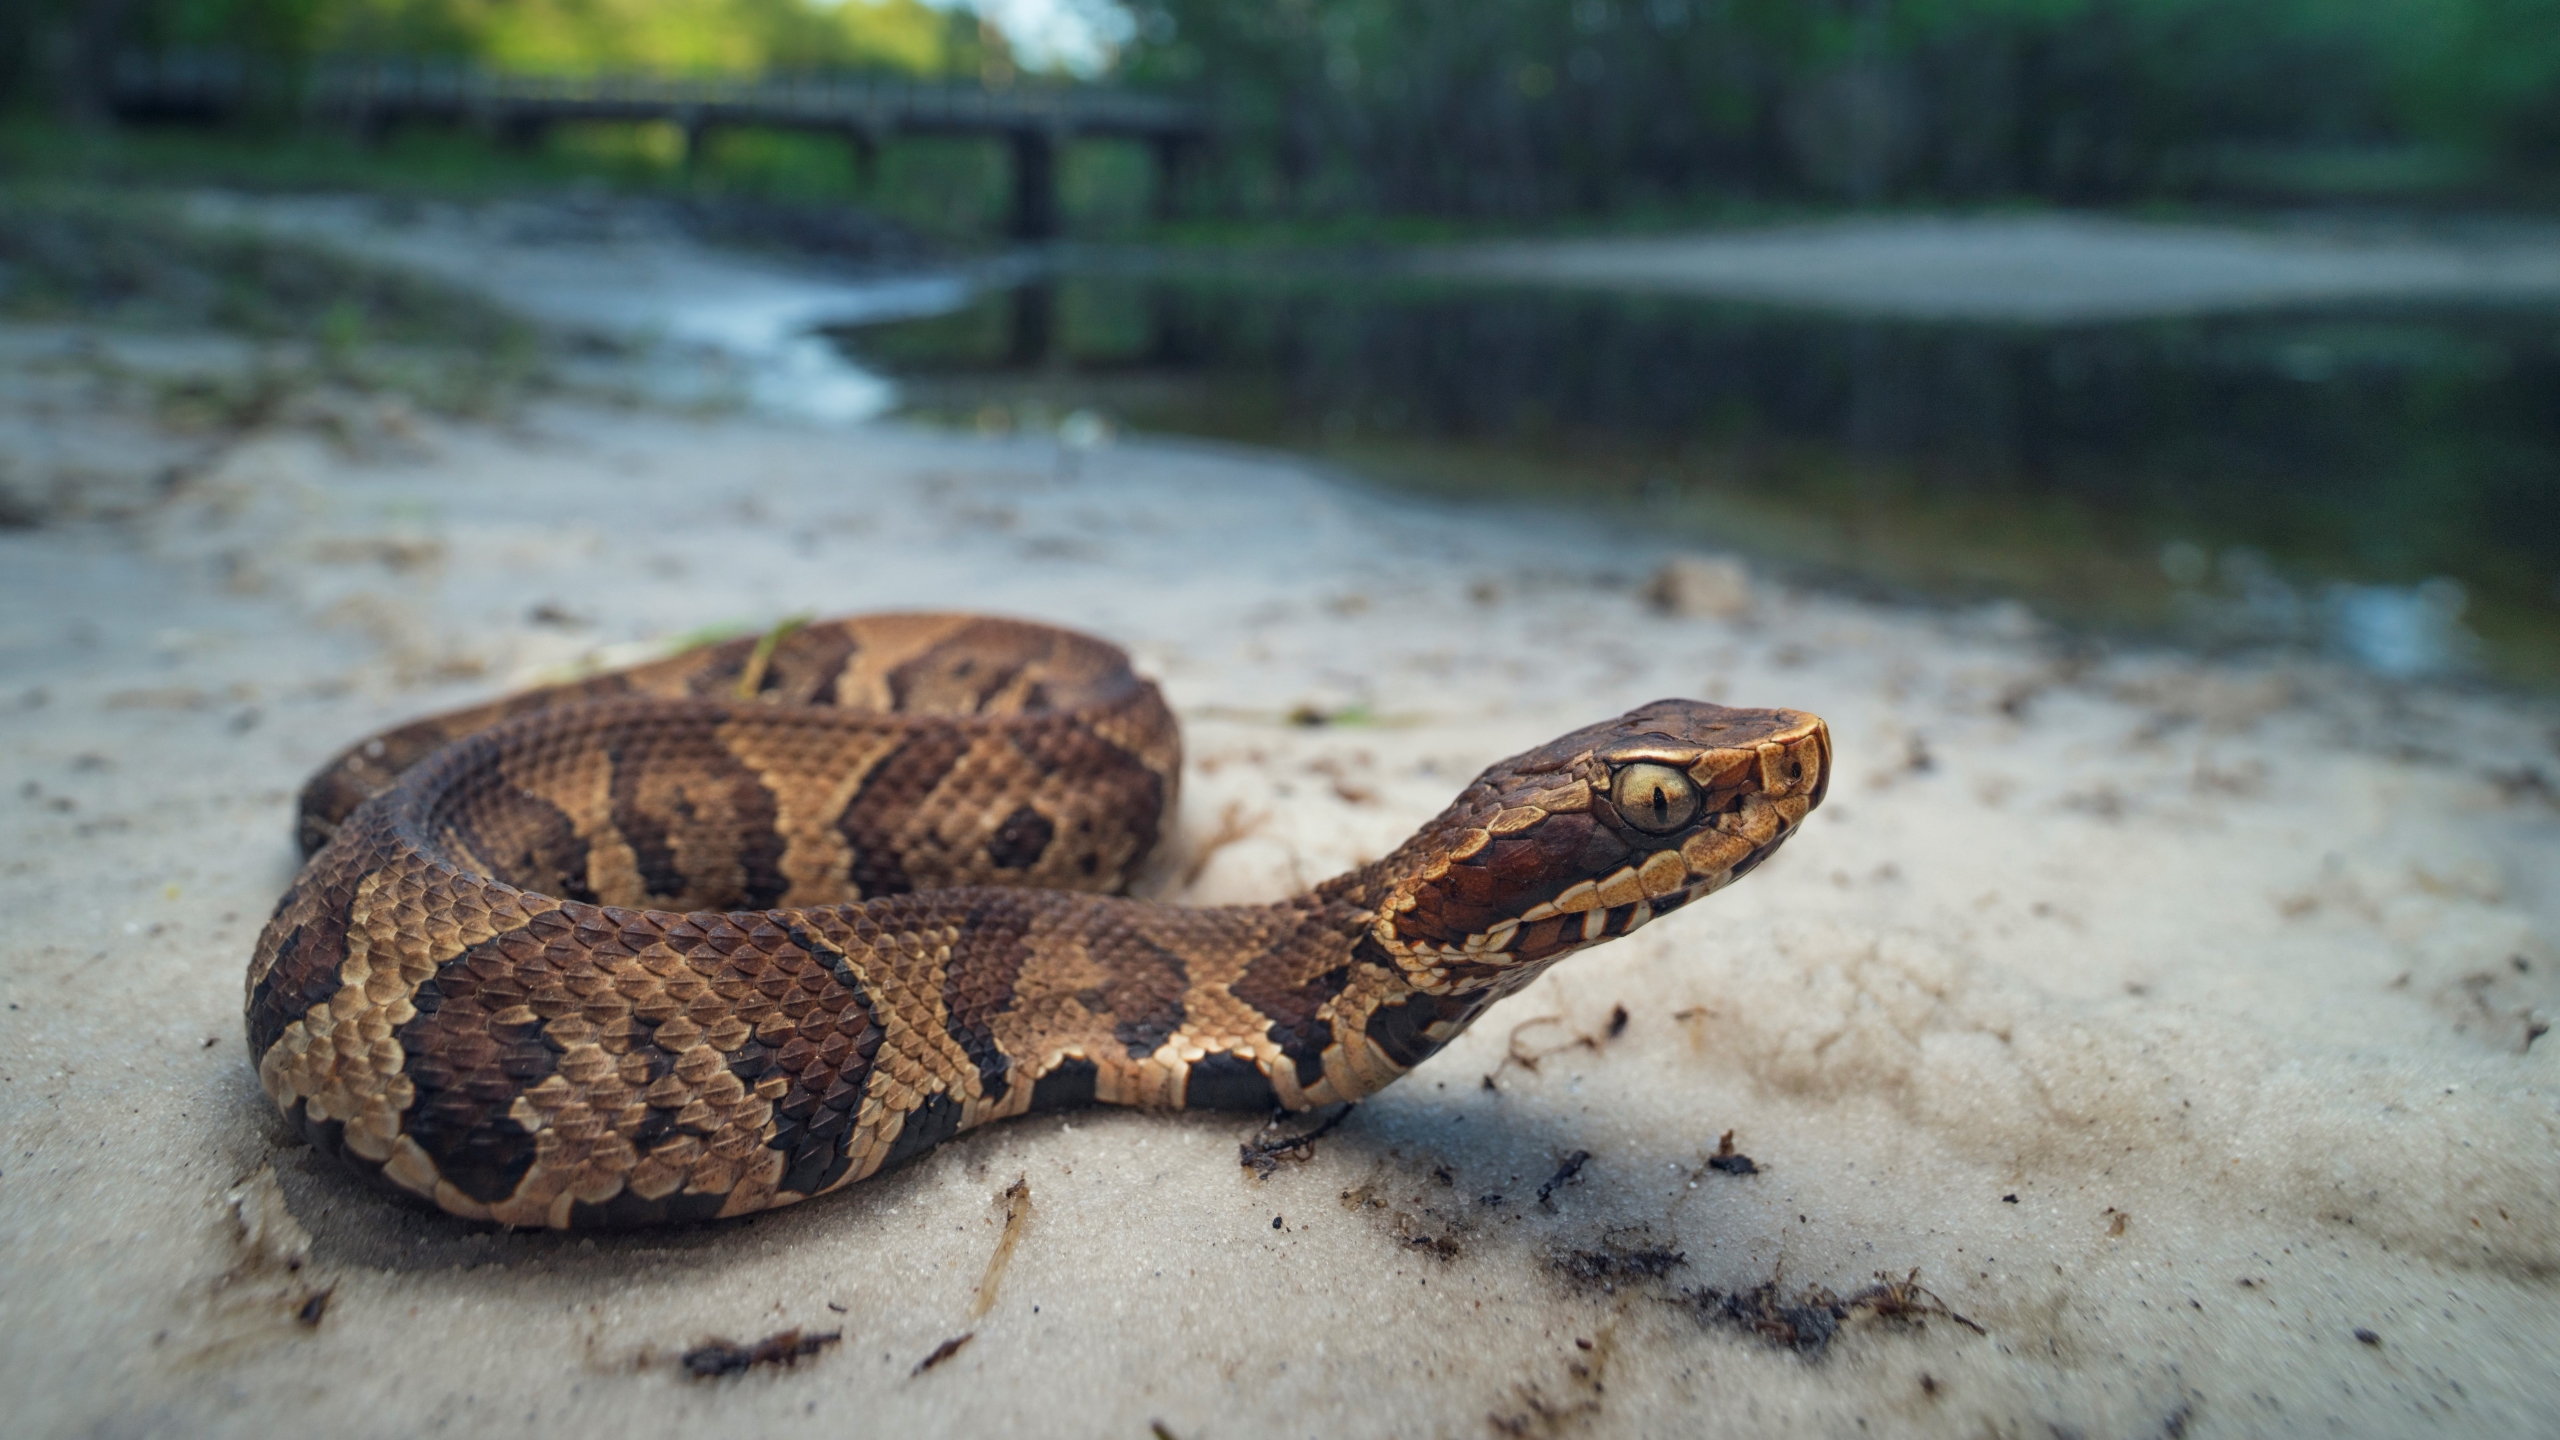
left=1435, top=213, right=2560, bottom=321
left=3, top=327, right=2558, bottom=1439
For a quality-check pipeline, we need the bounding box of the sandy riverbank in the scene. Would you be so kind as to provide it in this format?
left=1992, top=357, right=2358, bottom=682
left=1436, top=213, right=2560, bottom=321
left=1, top=321, right=2557, bottom=1438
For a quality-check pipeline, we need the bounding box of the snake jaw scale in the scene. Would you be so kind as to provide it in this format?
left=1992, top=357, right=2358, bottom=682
left=1594, top=866, right=1646, bottom=910
left=1637, top=849, right=1688, bottom=897
left=1529, top=780, right=1592, bottom=813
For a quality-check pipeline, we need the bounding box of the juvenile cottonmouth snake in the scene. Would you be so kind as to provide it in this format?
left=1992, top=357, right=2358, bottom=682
left=248, top=614, right=1828, bottom=1229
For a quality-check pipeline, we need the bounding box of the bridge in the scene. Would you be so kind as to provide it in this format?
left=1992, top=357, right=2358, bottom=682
left=109, top=54, right=1210, bottom=241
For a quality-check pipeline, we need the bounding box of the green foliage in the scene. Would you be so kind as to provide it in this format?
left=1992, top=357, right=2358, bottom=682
left=317, top=0, right=969, bottom=76
left=0, top=0, right=979, bottom=114
left=1117, top=0, right=2560, bottom=215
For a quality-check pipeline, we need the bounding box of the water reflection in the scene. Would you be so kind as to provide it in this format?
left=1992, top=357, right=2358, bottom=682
left=829, top=273, right=2560, bottom=683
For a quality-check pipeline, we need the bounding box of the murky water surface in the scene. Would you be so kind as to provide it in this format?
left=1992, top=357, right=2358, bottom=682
left=829, top=270, right=2560, bottom=683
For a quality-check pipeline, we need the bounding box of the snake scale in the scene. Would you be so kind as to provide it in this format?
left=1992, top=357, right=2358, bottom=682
left=248, top=614, right=1828, bottom=1229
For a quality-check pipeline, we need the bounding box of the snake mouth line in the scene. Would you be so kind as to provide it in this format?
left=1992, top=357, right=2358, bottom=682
left=1426, top=832, right=1791, bottom=981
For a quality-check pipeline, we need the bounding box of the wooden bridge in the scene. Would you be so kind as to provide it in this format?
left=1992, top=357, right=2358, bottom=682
left=109, top=54, right=1210, bottom=240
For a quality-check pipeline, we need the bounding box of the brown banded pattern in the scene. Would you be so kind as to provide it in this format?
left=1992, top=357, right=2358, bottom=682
left=249, top=615, right=1827, bottom=1228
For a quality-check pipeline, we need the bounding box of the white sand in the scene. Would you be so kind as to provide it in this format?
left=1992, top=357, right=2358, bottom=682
left=2, top=354, right=2557, bottom=1438
left=1436, top=214, right=2560, bottom=321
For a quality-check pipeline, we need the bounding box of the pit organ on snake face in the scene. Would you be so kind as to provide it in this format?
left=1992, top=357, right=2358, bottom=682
left=249, top=616, right=1828, bottom=1229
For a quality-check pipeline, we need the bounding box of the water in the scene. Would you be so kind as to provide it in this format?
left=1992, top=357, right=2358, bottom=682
left=827, top=269, right=2560, bottom=684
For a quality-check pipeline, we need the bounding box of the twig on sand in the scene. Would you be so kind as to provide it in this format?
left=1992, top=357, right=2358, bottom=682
left=681, top=1328, right=841, bottom=1379
left=971, top=1177, right=1034, bottom=1320
left=1239, top=1103, right=1355, bottom=1178
left=1676, top=1268, right=1984, bottom=1360
left=911, top=1332, right=975, bottom=1376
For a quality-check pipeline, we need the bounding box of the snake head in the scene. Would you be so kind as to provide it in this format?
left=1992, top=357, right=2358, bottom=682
left=1366, top=699, right=1829, bottom=993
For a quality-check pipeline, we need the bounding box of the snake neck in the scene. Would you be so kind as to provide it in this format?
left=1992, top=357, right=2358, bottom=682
left=1150, top=846, right=1537, bottom=1112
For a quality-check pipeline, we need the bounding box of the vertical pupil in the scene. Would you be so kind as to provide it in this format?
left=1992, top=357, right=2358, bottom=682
left=1650, top=787, right=1667, bottom=819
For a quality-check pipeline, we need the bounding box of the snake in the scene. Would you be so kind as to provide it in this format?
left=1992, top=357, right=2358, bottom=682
left=247, top=614, right=1829, bottom=1229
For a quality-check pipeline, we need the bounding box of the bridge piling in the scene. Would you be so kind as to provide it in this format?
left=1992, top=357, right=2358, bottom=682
left=1152, top=134, right=1192, bottom=223
left=846, top=127, right=882, bottom=192
left=488, top=108, right=550, bottom=152
left=1008, top=128, right=1060, bottom=242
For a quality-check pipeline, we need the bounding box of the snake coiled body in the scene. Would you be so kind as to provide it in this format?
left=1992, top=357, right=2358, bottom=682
left=248, top=614, right=1828, bottom=1229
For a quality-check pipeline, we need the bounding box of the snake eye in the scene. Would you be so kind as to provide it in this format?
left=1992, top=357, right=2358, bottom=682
left=1612, top=762, right=1701, bottom=835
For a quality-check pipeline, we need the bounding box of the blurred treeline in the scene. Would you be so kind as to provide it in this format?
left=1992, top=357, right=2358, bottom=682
left=3, top=0, right=992, bottom=114
left=8, top=0, right=2559, bottom=221
left=1116, top=0, right=2560, bottom=214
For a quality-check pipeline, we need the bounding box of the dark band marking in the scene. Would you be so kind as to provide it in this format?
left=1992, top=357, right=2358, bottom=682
left=1005, top=720, right=1166, bottom=879
left=605, top=716, right=791, bottom=908
left=1363, top=991, right=1486, bottom=1071
left=1183, top=1053, right=1278, bottom=1111
left=395, top=913, right=571, bottom=1203
left=1363, top=993, right=1437, bottom=1070
left=1081, top=932, right=1187, bottom=1060
left=834, top=728, right=970, bottom=896
left=886, top=634, right=1030, bottom=714
left=767, top=624, right=861, bottom=704
left=728, top=771, right=792, bottom=909
left=941, top=898, right=1032, bottom=1101
left=758, top=925, right=888, bottom=1196
left=1233, top=919, right=1358, bottom=1086
left=607, top=738, right=682, bottom=901
left=678, top=635, right=760, bottom=697
left=985, top=805, right=1056, bottom=870
left=879, top=1091, right=965, bottom=1172
left=1029, top=1056, right=1099, bottom=1111
left=452, top=781, right=599, bottom=906
left=246, top=861, right=361, bottom=1060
